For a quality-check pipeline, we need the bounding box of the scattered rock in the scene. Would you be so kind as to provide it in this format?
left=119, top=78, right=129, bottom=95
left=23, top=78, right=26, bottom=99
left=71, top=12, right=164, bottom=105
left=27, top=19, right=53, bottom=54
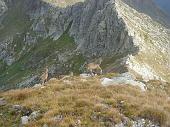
left=132, top=119, right=159, bottom=127
left=20, top=110, right=41, bottom=125
left=29, top=111, right=41, bottom=121
left=12, top=105, right=23, bottom=111
left=115, top=118, right=159, bottom=127
left=21, top=107, right=32, bottom=116
left=43, top=124, right=48, bottom=127
left=75, top=119, right=81, bottom=126
left=33, top=84, right=42, bottom=88
left=17, top=110, right=41, bottom=125
left=100, top=78, right=115, bottom=86
left=80, top=73, right=91, bottom=78
left=53, top=115, right=63, bottom=122
left=21, top=116, right=29, bottom=125
left=0, top=98, right=6, bottom=106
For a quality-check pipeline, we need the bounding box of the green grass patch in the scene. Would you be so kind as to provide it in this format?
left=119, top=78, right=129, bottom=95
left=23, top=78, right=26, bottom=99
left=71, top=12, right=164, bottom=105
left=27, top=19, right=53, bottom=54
left=0, top=22, right=85, bottom=89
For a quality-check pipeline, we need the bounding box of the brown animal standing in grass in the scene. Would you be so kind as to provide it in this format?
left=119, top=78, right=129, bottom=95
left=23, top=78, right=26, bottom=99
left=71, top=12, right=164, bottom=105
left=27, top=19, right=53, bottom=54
left=40, top=67, right=48, bottom=84
left=86, top=58, right=103, bottom=75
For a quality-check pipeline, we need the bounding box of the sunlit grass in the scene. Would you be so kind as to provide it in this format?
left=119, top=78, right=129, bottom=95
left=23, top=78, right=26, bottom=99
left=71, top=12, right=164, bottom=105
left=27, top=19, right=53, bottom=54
left=0, top=76, right=170, bottom=126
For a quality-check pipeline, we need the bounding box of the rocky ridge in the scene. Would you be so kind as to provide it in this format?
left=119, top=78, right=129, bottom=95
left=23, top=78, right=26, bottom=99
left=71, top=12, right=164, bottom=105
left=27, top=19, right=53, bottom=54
left=0, top=0, right=169, bottom=89
left=115, top=0, right=170, bottom=81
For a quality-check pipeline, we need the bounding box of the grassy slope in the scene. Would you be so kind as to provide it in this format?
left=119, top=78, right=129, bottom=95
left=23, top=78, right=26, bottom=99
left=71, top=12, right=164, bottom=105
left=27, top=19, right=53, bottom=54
left=0, top=76, right=170, bottom=127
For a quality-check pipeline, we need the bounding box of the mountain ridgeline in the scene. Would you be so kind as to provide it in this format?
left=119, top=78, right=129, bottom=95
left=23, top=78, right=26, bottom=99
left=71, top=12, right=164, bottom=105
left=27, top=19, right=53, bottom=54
left=124, top=0, right=170, bottom=27
left=0, top=0, right=169, bottom=89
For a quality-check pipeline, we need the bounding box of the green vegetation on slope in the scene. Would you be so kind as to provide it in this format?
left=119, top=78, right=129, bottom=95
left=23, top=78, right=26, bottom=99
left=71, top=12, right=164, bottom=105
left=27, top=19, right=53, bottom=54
left=0, top=35, right=85, bottom=90
left=0, top=0, right=85, bottom=88
left=0, top=0, right=31, bottom=38
left=0, top=28, right=84, bottom=89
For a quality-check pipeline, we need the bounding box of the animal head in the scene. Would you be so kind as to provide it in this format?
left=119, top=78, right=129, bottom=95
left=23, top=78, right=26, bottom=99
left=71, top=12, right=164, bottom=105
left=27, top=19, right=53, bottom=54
left=98, top=57, right=103, bottom=64
left=45, top=67, right=48, bottom=73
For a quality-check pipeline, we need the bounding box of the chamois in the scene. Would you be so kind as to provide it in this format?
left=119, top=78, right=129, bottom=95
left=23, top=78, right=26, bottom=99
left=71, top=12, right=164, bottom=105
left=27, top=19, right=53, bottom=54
left=86, top=58, right=103, bottom=75
left=40, top=67, right=48, bottom=84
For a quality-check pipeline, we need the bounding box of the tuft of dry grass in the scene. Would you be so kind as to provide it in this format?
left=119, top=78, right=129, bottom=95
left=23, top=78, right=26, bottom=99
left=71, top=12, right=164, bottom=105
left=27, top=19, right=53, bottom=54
left=0, top=75, right=170, bottom=127
left=140, top=106, right=167, bottom=125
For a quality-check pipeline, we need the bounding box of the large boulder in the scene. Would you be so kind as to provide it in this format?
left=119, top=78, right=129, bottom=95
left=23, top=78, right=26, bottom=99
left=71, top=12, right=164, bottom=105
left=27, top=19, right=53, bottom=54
left=101, top=72, right=146, bottom=91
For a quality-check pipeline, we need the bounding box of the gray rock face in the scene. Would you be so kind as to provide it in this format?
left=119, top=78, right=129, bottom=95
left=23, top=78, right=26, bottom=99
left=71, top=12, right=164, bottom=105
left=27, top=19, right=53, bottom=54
left=0, top=0, right=136, bottom=60
left=0, top=36, right=15, bottom=65
left=0, top=0, right=7, bottom=19
left=70, top=0, right=137, bottom=57
left=22, top=0, right=137, bottom=57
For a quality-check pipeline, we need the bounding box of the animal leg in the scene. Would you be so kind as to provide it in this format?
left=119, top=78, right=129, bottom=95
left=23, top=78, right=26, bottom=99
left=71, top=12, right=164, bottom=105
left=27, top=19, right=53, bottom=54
left=44, top=78, right=47, bottom=84
left=90, top=69, right=94, bottom=76
left=41, top=80, right=43, bottom=85
left=98, top=66, right=103, bottom=75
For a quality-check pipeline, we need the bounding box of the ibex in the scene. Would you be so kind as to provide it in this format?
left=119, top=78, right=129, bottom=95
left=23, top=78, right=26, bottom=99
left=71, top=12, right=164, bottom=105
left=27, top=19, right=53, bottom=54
left=86, top=58, right=103, bottom=75
left=40, top=67, right=48, bottom=84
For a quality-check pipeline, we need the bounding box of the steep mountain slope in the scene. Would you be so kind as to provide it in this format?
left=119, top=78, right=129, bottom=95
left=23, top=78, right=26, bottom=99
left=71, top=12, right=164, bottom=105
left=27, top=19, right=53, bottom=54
left=116, top=0, right=170, bottom=82
left=0, top=0, right=169, bottom=89
left=0, top=0, right=137, bottom=89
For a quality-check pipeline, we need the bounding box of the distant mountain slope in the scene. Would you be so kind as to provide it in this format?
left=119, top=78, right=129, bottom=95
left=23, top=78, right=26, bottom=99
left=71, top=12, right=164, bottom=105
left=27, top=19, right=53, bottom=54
left=154, top=0, right=170, bottom=16
left=123, top=0, right=170, bottom=27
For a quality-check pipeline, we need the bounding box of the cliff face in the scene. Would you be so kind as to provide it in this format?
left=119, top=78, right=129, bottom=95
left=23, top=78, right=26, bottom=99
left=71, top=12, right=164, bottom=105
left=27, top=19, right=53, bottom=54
left=25, top=0, right=137, bottom=57
left=0, top=0, right=137, bottom=61
left=0, top=0, right=169, bottom=89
